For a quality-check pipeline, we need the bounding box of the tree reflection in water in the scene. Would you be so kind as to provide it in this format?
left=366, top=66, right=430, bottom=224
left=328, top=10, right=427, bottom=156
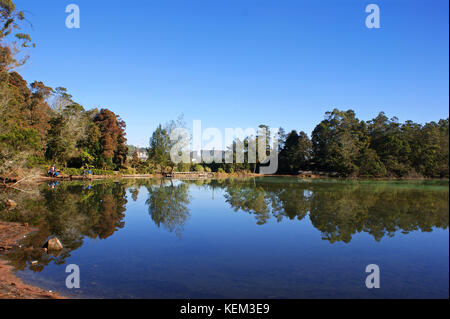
left=145, top=180, right=191, bottom=237
left=0, top=178, right=448, bottom=274
left=0, top=180, right=128, bottom=272
left=199, top=178, right=449, bottom=243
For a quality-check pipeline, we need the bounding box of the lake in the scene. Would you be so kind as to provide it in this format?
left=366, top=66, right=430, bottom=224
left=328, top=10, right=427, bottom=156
left=0, top=177, right=448, bottom=298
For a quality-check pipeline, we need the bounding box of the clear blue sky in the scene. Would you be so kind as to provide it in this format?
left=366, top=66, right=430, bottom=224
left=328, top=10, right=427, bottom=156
left=14, top=0, right=449, bottom=147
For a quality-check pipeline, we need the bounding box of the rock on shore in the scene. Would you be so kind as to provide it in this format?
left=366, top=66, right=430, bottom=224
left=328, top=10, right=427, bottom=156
left=0, top=221, right=64, bottom=299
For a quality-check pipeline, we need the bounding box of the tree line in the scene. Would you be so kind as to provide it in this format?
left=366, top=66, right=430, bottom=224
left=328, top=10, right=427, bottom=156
left=141, top=109, right=448, bottom=178
left=0, top=1, right=128, bottom=179
left=279, top=109, right=449, bottom=178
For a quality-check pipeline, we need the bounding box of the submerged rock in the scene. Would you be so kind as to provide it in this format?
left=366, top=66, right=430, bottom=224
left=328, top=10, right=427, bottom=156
left=43, top=237, right=63, bottom=251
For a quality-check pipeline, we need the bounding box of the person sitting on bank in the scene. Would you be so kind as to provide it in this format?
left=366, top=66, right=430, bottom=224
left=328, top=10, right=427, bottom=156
left=48, top=166, right=58, bottom=177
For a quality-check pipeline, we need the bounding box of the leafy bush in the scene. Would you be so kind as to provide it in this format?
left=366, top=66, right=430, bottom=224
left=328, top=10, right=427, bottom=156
left=193, top=165, right=204, bottom=172
left=177, top=163, right=191, bottom=172
left=135, top=166, right=153, bottom=174
left=60, top=168, right=84, bottom=175
left=91, top=169, right=116, bottom=176
left=217, top=168, right=225, bottom=173
left=27, top=155, right=48, bottom=166
left=119, top=168, right=136, bottom=175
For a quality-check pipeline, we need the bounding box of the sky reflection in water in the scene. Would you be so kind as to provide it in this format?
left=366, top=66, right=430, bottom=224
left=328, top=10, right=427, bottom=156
left=0, top=177, right=448, bottom=298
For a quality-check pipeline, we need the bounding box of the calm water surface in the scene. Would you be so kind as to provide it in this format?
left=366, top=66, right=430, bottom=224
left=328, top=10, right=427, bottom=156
left=0, top=177, right=448, bottom=298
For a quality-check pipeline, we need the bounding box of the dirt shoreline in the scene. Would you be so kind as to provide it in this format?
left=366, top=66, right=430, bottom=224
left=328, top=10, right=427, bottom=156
left=0, top=222, right=64, bottom=299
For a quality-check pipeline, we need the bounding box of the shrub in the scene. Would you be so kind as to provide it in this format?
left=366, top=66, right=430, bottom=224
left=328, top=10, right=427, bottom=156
left=194, top=165, right=204, bottom=172
left=177, top=163, right=191, bottom=172
left=27, top=155, right=48, bottom=166
left=136, top=166, right=149, bottom=174
left=93, top=169, right=116, bottom=176
left=60, top=168, right=84, bottom=176
left=119, top=168, right=136, bottom=175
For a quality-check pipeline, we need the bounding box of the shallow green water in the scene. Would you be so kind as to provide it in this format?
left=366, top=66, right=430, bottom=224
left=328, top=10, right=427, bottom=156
left=0, top=177, right=448, bottom=298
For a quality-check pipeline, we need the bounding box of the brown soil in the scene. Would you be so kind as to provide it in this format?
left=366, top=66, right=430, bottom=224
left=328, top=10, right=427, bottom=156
left=0, top=222, right=64, bottom=299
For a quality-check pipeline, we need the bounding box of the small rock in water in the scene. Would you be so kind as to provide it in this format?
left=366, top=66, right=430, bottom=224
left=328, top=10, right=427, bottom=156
left=43, top=237, right=63, bottom=251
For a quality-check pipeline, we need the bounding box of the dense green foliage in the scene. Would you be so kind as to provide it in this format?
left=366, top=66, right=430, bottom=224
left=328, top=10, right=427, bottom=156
left=141, top=109, right=448, bottom=178
left=148, top=125, right=171, bottom=173
left=308, top=109, right=449, bottom=177
left=279, top=109, right=448, bottom=177
left=279, top=130, right=312, bottom=174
